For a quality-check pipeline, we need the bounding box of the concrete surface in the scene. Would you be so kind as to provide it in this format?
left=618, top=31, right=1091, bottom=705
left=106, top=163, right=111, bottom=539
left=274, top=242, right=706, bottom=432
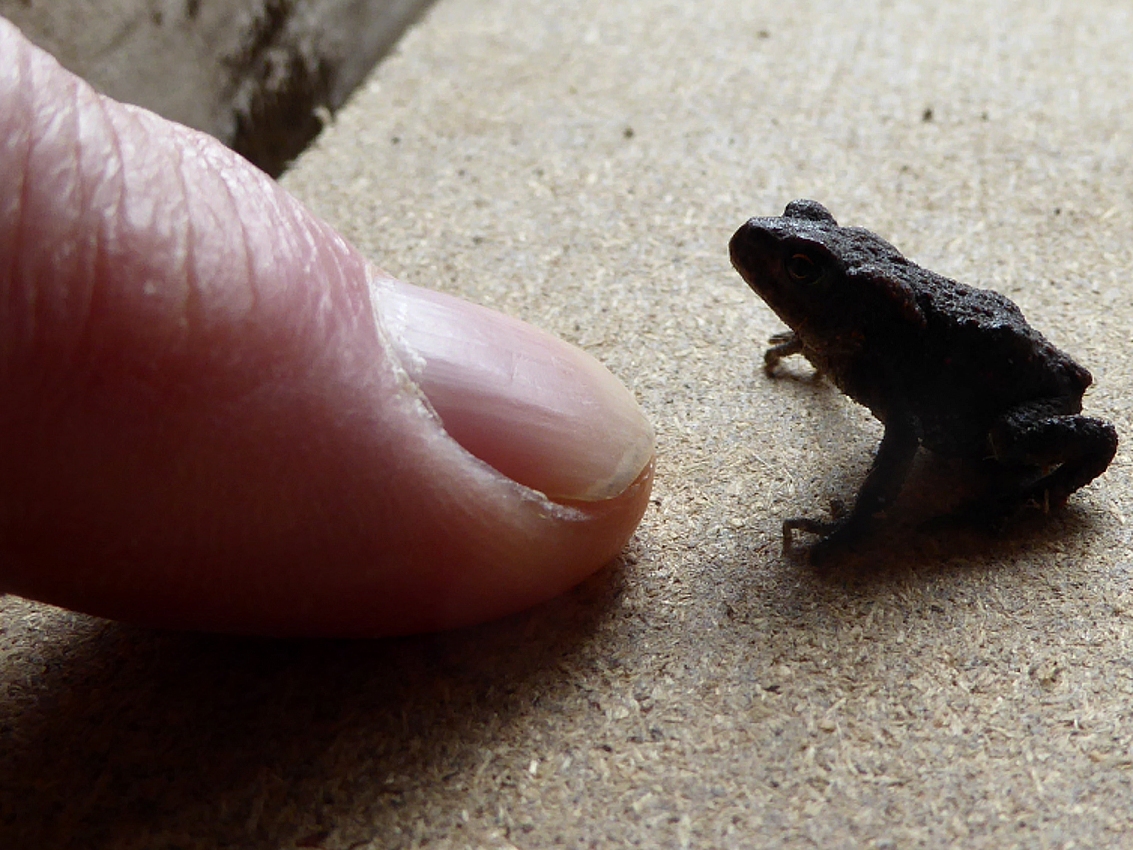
left=3, top=0, right=1133, bottom=847
left=1, top=0, right=433, bottom=174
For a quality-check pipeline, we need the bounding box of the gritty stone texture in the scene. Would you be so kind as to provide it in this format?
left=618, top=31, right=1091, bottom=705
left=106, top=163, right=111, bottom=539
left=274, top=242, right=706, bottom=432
left=0, top=0, right=433, bottom=175
left=3, top=0, right=1133, bottom=848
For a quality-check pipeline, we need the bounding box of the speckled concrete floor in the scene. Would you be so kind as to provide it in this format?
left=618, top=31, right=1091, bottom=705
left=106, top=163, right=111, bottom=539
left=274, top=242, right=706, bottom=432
left=4, top=0, right=1133, bottom=847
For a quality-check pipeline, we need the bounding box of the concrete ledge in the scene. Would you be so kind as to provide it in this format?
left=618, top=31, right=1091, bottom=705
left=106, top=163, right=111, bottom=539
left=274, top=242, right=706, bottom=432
left=1, top=0, right=433, bottom=174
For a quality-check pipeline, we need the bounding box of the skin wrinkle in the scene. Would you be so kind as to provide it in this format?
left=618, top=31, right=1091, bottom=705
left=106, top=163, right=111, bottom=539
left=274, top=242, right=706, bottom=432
left=84, top=93, right=126, bottom=375
left=210, top=136, right=255, bottom=333
left=319, top=220, right=354, bottom=343
left=162, top=118, right=194, bottom=343
left=82, top=133, right=124, bottom=374
left=59, top=77, right=89, bottom=362
left=70, top=71, right=88, bottom=244
left=126, top=110, right=247, bottom=374
left=71, top=77, right=112, bottom=376
left=246, top=158, right=287, bottom=324
left=172, top=123, right=202, bottom=344
left=25, top=64, right=76, bottom=378
left=313, top=221, right=360, bottom=388
left=6, top=43, right=34, bottom=372
left=213, top=143, right=259, bottom=328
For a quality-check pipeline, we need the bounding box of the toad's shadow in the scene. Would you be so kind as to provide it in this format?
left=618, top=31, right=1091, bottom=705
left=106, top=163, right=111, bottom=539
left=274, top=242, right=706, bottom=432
left=0, top=552, right=635, bottom=850
left=776, top=448, right=1110, bottom=589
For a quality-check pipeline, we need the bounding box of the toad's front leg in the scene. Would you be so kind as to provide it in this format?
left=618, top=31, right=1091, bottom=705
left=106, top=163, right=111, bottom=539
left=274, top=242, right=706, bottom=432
left=785, top=417, right=920, bottom=563
left=763, top=330, right=803, bottom=375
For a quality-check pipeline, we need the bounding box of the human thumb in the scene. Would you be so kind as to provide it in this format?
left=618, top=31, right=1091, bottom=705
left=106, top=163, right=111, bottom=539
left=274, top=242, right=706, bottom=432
left=0, top=19, right=654, bottom=636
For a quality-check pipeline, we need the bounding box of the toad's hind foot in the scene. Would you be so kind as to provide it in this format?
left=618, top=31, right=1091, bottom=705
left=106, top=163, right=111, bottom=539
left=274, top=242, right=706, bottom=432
left=988, top=411, right=1118, bottom=514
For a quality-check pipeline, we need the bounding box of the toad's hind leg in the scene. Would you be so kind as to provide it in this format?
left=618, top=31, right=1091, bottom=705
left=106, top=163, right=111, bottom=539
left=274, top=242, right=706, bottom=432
left=987, top=403, right=1118, bottom=513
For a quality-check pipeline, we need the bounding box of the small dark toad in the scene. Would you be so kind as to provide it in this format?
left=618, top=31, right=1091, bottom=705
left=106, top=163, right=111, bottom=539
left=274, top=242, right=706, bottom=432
left=729, top=199, right=1117, bottom=560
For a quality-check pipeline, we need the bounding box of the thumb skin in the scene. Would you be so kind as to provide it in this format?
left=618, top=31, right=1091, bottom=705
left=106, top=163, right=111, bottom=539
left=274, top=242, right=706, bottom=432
left=0, top=19, right=654, bottom=637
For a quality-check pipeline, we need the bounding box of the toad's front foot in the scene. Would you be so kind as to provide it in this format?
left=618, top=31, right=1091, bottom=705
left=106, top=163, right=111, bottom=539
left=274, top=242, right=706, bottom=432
left=782, top=500, right=862, bottom=563
left=763, top=331, right=803, bottom=375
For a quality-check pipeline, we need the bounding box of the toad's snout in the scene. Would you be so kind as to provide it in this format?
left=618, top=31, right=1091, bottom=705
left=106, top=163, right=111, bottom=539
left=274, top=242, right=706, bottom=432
left=728, top=219, right=780, bottom=295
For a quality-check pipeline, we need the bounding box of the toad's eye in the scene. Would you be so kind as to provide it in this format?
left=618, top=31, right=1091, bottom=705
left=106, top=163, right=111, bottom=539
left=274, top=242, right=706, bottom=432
left=786, top=253, right=821, bottom=284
